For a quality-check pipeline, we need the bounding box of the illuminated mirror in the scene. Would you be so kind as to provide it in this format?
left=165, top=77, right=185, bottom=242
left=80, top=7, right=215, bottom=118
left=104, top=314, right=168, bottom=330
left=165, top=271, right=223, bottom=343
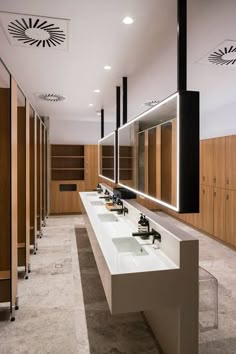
left=118, top=91, right=199, bottom=212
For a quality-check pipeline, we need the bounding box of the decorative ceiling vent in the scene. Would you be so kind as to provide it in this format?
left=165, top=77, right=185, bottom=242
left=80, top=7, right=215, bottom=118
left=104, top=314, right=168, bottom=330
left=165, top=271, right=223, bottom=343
left=0, top=12, right=69, bottom=50
left=198, top=40, right=236, bottom=67
left=144, top=99, right=160, bottom=107
left=38, top=93, right=66, bottom=102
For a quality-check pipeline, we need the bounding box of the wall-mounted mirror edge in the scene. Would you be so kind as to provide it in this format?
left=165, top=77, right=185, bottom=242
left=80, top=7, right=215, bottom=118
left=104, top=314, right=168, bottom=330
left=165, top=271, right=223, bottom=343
left=98, top=130, right=117, bottom=183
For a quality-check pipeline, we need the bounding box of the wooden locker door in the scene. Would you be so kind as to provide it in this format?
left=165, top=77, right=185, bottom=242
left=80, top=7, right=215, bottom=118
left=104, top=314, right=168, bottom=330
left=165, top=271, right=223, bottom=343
left=225, top=190, right=236, bottom=247
left=85, top=145, right=98, bottom=191
left=201, top=139, right=213, bottom=186
left=226, top=135, right=236, bottom=191
left=201, top=185, right=213, bottom=234
left=213, top=137, right=225, bottom=189
left=213, top=188, right=226, bottom=241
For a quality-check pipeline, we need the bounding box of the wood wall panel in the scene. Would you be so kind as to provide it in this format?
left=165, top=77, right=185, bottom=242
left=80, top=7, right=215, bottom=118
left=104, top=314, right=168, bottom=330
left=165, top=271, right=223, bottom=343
left=50, top=180, right=85, bottom=214
left=85, top=145, right=98, bottom=191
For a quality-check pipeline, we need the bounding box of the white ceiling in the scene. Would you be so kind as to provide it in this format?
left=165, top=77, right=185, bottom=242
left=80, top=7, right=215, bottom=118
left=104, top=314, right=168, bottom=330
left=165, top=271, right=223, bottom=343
left=0, top=0, right=236, bottom=126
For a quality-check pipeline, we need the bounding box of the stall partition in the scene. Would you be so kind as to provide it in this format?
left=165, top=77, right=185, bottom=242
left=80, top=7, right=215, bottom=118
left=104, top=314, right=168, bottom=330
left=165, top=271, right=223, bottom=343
left=30, top=107, right=37, bottom=254
left=36, top=117, right=42, bottom=237
left=0, top=61, right=18, bottom=320
left=0, top=57, right=48, bottom=320
left=17, top=88, right=30, bottom=278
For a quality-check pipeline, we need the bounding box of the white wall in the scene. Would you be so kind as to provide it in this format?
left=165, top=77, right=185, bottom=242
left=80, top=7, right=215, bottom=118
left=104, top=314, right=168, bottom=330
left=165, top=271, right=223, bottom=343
left=201, top=101, right=236, bottom=140
left=49, top=119, right=115, bottom=145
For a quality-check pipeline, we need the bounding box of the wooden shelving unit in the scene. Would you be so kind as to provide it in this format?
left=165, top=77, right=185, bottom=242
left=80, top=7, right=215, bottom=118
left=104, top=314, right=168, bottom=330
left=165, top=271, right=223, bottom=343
left=50, top=145, right=99, bottom=215
left=50, top=145, right=85, bottom=214
left=51, top=145, right=84, bottom=181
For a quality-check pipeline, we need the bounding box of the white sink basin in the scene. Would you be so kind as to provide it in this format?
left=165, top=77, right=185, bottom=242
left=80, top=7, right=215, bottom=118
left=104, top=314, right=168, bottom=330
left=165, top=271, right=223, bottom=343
left=98, top=213, right=119, bottom=222
left=86, top=192, right=98, bottom=197
left=112, top=237, right=148, bottom=256
left=90, top=200, right=104, bottom=206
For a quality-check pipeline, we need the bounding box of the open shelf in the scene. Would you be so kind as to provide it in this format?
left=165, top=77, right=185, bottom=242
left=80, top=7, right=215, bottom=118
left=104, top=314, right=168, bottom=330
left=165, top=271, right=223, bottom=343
left=51, top=144, right=84, bottom=157
left=51, top=145, right=85, bottom=181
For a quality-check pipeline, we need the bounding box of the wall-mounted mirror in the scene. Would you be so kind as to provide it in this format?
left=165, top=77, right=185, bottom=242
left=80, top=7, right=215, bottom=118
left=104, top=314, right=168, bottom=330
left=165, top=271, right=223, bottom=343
left=118, top=91, right=199, bottom=212
left=98, top=131, right=117, bottom=183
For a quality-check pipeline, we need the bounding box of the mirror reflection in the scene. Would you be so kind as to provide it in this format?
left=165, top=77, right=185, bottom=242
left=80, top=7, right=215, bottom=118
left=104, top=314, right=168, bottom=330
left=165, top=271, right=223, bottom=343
left=98, top=132, right=116, bottom=182
left=118, top=94, right=177, bottom=208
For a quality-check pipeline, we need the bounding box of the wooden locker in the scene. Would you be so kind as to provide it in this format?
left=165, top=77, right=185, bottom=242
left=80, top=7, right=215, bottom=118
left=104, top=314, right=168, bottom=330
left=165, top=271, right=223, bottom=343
left=225, top=190, right=236, bottom=247
left=201, top=185, right=214, bottom=234
left=201, top=139, right=213, bottom=186
left=213, top=188, right=226, bottom=241
left=213, top=137, right=226, bottom=189
left=226, top=135, right=236, bottom=191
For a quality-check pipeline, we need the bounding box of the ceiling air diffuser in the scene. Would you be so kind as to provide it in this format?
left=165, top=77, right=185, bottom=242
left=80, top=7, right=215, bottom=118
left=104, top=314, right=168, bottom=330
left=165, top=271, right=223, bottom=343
left=198, top=40, right=236, bottom=67
left=38, top=93, right=66, bottom=103
left=0, top=12, right=69, bottom=50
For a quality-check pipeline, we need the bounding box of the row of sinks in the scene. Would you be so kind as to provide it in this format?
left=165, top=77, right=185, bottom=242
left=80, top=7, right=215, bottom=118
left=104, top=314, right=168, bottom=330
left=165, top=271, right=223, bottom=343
left=88, top=194, right=148, bottom=257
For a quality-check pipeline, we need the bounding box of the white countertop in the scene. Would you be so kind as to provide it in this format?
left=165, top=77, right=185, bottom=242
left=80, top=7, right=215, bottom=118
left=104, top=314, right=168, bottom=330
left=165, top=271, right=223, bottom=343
left=80, top=191, right=178, bottom=275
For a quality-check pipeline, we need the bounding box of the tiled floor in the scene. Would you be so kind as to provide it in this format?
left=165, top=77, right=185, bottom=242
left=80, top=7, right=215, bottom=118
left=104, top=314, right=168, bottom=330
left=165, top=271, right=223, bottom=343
left=0, top=214, right=236, bottom=353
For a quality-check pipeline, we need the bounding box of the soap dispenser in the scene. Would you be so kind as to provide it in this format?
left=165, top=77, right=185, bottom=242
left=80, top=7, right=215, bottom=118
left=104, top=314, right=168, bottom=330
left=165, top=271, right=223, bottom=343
left=141, top=215, right=150, bottom=233
left=138, top=213, right=144, bottom=232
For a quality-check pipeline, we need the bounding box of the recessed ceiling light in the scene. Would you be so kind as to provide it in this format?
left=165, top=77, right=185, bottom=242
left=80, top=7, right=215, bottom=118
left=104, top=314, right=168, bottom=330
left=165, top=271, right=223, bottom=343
left=104, top=65, right=111, bottom=70
left=94, top=89, right=101, bottom=93
left=122, top=16, right=134, bottom=25
left=89, top=103, right=94, bottom=107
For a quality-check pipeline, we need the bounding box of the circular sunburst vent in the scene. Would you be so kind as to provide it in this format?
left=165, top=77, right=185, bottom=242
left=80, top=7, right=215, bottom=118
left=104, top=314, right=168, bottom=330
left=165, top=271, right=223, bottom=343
left=38, top=93, right=66, bottom=103
left=144, top=99, right=160, bottom=107
left=208, top=45, right=236, bottom=66
left=8, top=18, right=66, bottom=48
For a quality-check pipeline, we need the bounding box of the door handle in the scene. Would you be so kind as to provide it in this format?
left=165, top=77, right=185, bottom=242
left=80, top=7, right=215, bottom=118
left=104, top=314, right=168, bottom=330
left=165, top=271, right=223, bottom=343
left=203, top=189, right=205, bottom=195
left=226, top=194, right=229, bottom=200
left=213, top=177, right=216, bottom=183
left=214, top=191, right=216, bottom=197
left=203, top=176, right=205, bottom=182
